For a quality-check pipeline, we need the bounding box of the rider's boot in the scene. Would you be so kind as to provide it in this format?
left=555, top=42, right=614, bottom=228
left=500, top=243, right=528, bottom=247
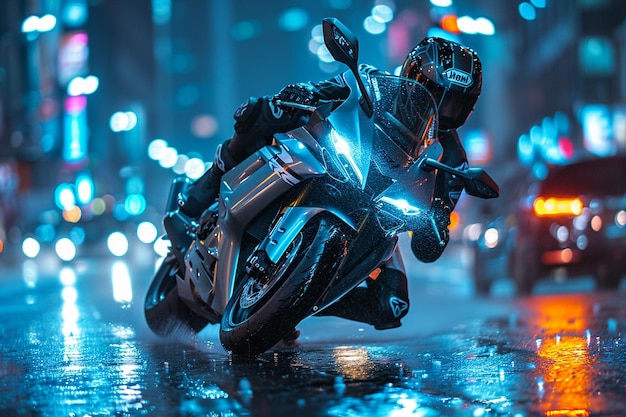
left=368, top=267, right=409, bottom=329
left=315, top=267, right=409, bottom=330
left=178, top=139, right=238, bottom=218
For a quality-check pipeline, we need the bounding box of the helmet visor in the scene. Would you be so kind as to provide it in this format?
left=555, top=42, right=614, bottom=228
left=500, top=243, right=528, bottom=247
left=433, top=86, right=477, bottom=130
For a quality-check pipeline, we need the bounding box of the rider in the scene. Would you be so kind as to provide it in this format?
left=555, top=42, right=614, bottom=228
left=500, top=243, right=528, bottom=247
left=178, top=36, right=482, bottom=331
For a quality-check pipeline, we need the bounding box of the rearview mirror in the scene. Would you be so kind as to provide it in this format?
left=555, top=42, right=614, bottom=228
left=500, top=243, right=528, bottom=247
left=420, top=158, right=499, bottom=199
left=322, top=17, right=359, bottom=70
left=463, top=168, right=500, bottom=199
left=322, top=17, right=373, bottom=117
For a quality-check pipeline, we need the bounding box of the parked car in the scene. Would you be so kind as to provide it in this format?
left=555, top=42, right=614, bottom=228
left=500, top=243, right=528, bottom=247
left=471, top=155, right=626, bottom=295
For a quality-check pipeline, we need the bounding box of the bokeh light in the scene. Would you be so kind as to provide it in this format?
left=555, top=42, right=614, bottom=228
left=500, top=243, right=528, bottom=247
left=148, top=139, right=168, bottom=160
left=22, top=237, right=41, bottom=258
left=137, top=221, right=158, bottom=244
left=55, top=238, right=77, bottom=261
left=109, top=111, right=138, bottom=132
left=278, top=8, right=308, bottom=31
left=107, top=232, right=129, bottom=257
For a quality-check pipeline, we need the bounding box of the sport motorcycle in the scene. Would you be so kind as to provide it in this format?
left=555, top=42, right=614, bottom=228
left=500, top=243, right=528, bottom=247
left=144, top=18, right=499, bottom=356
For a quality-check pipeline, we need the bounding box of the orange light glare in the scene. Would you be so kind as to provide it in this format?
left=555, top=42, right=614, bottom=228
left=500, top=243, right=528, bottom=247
left=533, top=197, right=583, bottom=217
left=63, top=206, right=82, bottom=223
left=439, top=14, right=461, bottom=34
left=590, top=215, right=602, bottom=231
left=449, top=211, right=460, bottom=230
left=541, top=248, right=577, bottom=265
left=546, top=410, right=589, bottom=417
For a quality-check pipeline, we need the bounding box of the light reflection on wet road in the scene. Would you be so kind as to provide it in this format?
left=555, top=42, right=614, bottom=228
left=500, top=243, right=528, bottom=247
left=0, top=248, right=625, bottom=416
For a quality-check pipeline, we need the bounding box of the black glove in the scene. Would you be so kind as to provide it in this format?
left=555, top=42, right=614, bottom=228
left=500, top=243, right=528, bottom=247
left=230, top=85, right=317, bottom=158
left=233, top=96, right=264, bottom=135
left=410, top=199, right=451, bottom=263
left=274, top=83, right=318, bottom=116
left=233, top=92, right=310, bottom=138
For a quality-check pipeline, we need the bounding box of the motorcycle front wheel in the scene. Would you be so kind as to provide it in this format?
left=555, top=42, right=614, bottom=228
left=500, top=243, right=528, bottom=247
left=220, top=215, right=348, bottom=356
left=144, top=253, right=209, bottom=336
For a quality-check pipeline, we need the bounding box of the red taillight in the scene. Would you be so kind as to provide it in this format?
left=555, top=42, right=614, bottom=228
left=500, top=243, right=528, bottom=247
left=533, top=197, right=583, bottom=217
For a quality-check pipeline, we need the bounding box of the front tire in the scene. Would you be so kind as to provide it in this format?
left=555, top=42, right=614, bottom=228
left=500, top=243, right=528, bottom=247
left=144, top=253, right=209, bottom=336
left=220, top=215, right=348, bottom=356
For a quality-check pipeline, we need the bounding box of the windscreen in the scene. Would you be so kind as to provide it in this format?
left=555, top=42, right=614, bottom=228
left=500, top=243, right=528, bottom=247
left=370, top=74, right=438, bottom=161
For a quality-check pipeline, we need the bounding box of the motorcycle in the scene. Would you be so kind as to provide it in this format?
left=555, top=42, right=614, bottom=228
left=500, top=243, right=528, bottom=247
left=144, top=18, right=499, bottom=356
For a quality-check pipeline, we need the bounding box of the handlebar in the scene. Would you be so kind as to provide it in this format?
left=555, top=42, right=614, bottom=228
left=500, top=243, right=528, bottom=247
left=273, top=98, right=343, bottom=113
left=273, top=99, right=318, bottom=112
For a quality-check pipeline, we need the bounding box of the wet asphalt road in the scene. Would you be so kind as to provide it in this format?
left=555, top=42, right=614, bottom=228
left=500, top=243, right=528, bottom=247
left=1, top=244, right=625, bottom=416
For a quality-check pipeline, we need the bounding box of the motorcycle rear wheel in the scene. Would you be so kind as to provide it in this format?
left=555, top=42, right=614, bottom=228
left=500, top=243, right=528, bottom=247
left=220, top=215, right=348, bottom=356
left=144, top=253, right=209, bottom=336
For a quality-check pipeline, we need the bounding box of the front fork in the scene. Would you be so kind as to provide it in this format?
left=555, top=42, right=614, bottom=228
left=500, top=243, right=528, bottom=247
left=162, top=177, right=197, bottom=266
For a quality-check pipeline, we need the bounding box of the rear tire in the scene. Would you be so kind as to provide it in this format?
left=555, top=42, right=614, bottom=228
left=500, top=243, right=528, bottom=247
left=144, top=254, right=209, bottom=336
left=220, top=215, right=348, bottom=356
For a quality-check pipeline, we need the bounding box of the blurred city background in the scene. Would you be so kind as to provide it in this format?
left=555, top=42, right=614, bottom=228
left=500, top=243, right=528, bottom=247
left=1, top=0, right=625, bottom=274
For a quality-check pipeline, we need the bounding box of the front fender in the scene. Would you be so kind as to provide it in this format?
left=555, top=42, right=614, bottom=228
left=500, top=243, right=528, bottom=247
left=262, top=206, right=356, bottom=264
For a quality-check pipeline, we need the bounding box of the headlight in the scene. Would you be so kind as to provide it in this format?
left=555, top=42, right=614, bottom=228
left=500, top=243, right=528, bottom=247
left=379, top=196, right=421, bottom=216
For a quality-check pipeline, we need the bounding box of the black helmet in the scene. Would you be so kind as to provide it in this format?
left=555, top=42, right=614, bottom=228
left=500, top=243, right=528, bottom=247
left=400, top=37, right=482, bottom=131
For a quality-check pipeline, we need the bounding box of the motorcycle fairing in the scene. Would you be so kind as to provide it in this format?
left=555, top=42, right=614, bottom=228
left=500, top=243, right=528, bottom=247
left=374, top=140, right=443, bottom=233
left=177, top=131, right=331, bottom=316
left=315, top=70, right=375, bottom=191
left=261, top=205, right=356, bottom=265
left=176, top=69, right=444, bottom=320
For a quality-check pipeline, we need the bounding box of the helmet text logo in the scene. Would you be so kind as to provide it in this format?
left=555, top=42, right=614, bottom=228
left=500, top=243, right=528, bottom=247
left=443, top=69, right=472, bottom=87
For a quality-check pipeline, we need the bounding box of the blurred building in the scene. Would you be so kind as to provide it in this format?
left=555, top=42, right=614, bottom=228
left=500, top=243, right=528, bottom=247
left=1, top=0, right=626, bottom=254
left=511, top=0, right=626, bottom=169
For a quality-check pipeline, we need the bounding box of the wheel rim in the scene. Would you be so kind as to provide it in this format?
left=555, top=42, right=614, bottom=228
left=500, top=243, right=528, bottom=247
left=233, top=232, right=304, bottom=322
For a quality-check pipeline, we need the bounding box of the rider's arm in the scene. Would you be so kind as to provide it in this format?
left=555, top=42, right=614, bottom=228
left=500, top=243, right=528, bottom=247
left=410, top=130, right=467, bottom=263
left=230, top=64, right=378, bottom=154
left=228, top=72, right=353, bottom=160
left=228, top=93, right=307, bottom=160
left=435, top=129, right=468, bottom=211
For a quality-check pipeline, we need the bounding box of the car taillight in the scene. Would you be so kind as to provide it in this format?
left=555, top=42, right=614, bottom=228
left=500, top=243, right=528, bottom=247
left=533, top=197, right=583, bottom=217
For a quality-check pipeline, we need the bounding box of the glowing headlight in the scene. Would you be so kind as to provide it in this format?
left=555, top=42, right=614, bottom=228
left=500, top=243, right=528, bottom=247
left=379, top=196, right=421, bottom=216
left=332, top=132, right=351, bottom=154
left=331, top=131, right=363, bottom=184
